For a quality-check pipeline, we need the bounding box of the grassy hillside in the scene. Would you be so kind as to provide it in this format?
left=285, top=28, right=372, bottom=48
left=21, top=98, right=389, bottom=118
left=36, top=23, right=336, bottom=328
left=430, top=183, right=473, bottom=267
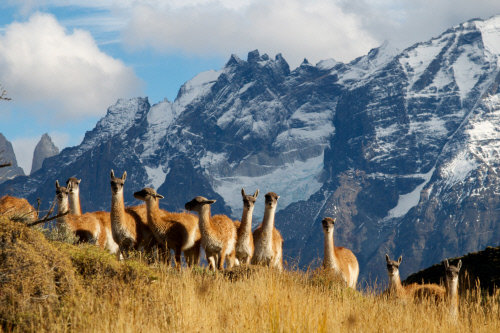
left=404, top=246, right=500, bottom=294
left=1, top=215, right=499, bottom=332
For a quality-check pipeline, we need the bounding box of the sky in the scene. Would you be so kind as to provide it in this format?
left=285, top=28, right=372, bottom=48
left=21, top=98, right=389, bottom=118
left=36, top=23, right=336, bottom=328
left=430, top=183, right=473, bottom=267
left=1, top=0, right=500, bottom=174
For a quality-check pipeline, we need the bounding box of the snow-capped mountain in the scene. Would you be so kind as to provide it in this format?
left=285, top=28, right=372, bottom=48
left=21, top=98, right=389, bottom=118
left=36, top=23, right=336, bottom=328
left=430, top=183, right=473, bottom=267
left=2, top=16, right=500, bottom=282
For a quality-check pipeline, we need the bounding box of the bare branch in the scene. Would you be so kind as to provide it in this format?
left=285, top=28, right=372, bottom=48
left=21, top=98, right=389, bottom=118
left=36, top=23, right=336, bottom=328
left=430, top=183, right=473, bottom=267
left=27, top=211, right=69, bottom=227
left=40, top=197, right=57, bottom=221
left=0, top=162, right=12, bottom=168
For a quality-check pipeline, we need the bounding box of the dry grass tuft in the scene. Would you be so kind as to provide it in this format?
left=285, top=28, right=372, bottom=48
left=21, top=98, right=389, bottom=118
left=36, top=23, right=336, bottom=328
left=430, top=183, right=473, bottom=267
left=0, top=216, right=80, bottom=331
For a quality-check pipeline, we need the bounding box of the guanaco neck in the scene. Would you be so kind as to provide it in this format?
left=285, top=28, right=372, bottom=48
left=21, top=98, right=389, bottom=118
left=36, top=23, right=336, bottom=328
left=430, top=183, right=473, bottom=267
left=111, top=189, right=126, bottom=225
left=388, top=270, right=404, bottom=294
left=56, top=196, right=71, bottom=229
left=198, top=204, right=213, bottom=237
left=323, top=229, right=339, bottom=269
left=261, top=204, right=276, bottom=240
left=446, top=277, right=459, bottom=316
left=239, top=205, right=254, bottom=237
left=68, top=188, right=82, bottom=215
left=145, top=197, right=160, bottom=227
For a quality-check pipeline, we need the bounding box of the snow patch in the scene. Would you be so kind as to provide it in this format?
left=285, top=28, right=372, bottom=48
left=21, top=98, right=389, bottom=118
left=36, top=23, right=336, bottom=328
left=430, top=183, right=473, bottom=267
left=199, top=152, right=228, bottom=171
left=453, top=49, right=482, bottom=100
left=400, top=40, right=443, bottom=87
left=476, top=16, right=500, bottom=62
left=144, top=165, right=168, bottom=190
left=212, top=153, right=325, bottom=220
left=440, top=151, right=478, bottom=187
left=239, top=82, right=254, bottom=94
left=316, top=58, right=338, bottom=70
left=175, top=69, right=221, bottom=107
left=385, top=167, right=435, bottom=220
left=141, top=100, right=175, bottom=157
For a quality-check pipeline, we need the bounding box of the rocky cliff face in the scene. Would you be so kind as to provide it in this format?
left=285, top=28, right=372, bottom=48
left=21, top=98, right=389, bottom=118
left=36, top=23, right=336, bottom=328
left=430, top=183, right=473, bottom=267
left=1, top=16, right=500, bottom=282
left=30, top=133, right=59, bottom=175
left=0, top=133, right=24, bottom=184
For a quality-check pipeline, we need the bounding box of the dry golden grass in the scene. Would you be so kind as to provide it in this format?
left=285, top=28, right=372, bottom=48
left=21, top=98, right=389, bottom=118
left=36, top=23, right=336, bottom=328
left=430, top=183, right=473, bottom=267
left=1, top=215, right=499, bottom=332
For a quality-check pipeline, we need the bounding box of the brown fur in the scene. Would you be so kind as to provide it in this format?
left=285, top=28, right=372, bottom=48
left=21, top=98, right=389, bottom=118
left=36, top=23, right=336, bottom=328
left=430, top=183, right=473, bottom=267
left=0, top=195, right=38, bottom=221
left=110, top=170, right=155, bottom=259
left=384, top=254, right=445, bottom=301
left=134, top=187, right=201, bottom=268
left=234, top=188, right=258, bottom=265
left=444, top=259, right=462, bottom=317
left=65, top=178, right=119, bottom=254
left=234, top=221, right=254, bottom=263
left=185, top=196, right=236, bottom=271
left=251, top=192, right=283, bottom=270
left=321, top=217, right=359, bottom=288
left=252, top=226, right=283, bottom=265
left=55, top=181, right=104, bottom=246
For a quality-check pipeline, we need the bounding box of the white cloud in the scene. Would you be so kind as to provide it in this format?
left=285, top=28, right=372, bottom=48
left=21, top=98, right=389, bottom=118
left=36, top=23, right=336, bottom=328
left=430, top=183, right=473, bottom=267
left=123, top=0, right=380, bottom=67
left=121, top=0, right=500, bottom=68
left=338, top=0, right=500, bottom=52
left=0, top=12, right=143, bottom=122
left=48, top=131, right=71, bottom=151
left=6, top=1, right=500, bottom=69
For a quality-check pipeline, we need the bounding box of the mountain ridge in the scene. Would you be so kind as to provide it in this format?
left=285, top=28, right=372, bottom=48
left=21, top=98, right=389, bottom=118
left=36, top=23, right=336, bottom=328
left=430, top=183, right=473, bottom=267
left=2, top=15, right=500, bottom=281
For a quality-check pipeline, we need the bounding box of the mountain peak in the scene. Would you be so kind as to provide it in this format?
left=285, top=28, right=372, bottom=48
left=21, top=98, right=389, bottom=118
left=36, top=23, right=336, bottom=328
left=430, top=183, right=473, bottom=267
left=30, top=133, right=59, bottom=175
left=247, top=49, right=260, bottom=62
left=0, top=133, right=24, bottom=183
left=225, top=54, right=243, bottom=67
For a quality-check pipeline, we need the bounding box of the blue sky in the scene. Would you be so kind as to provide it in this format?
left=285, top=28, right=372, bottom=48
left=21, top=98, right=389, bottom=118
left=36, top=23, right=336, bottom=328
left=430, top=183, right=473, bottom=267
left=1, top=0, right=500, bottom=173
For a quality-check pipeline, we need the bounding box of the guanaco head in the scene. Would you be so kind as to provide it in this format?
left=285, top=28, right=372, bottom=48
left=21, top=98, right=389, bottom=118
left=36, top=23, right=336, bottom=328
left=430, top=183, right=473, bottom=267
left=55, top=180, right=69, bottom=201
left=133, top=187, right=164, bottom=203
left=241, top=188, right=259, bottom=209
left=264, top=192, right=279, bottom=209
left=184, top=196, right=216, bottom=213
left=385, top=254, right=402, bottom=277
left=110, top=170, right=127, bottom=194
left=321, top=217, right=335, bottom=233
left=66, top=177, right=81, bottom=194
left=444, top=259, right=462, bottom=284
left=55, top=180, right=70, bottom=212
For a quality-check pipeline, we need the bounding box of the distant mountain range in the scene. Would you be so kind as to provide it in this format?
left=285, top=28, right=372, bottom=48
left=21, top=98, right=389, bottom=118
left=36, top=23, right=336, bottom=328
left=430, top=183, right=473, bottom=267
left=2, top=16, right=500, bottom=282
left=0, top=133, right=59, bottom=183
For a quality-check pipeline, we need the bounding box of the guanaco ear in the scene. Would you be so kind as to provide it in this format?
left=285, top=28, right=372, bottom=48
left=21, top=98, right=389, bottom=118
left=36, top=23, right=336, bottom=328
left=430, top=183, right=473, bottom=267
left=121, top=171, right=127, bottom=181
left=155, top=193, right=164, bottom=200
left=397, top=256, right=402, bottom=264
left=385, top=254, right=390, bottom=263
left=110, top=169, right=115, bottom=178
left=77, top=179, right=81, bottom=184
left=241, top=188, right=246, bottom=197
left=204, top=199, right=216, bottom=205
left=277, top=195, right=280, bottom=200
left=55, top=180, right=60, bottom=189
left=253, top=189, right=259, bottom=198
left=444, top=259, right=449, bottom=269
left=457, top=260, right=462, bottom=271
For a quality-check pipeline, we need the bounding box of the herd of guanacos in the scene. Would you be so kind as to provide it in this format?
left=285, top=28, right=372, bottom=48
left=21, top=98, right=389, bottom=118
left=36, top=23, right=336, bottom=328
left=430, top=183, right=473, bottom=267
left=1, top=168, right=463, bottom=316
